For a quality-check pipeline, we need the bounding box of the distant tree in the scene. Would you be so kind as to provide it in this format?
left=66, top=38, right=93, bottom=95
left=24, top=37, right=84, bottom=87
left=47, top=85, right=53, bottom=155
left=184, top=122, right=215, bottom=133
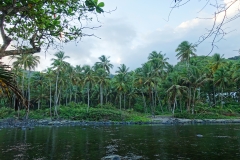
left=176, top=41, right=197, bottom=67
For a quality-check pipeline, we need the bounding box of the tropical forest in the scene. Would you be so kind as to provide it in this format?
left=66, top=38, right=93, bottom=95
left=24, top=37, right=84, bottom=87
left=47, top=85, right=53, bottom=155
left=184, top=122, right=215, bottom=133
left=1, top=40, right=240, bottom=121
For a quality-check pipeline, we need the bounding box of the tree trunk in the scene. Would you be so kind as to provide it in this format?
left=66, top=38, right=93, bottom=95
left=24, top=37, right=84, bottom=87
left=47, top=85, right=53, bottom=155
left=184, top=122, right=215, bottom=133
left=49, top=81, right=52, bottom=119
left=221, top=87, right=223, bottom=108
left=192, top=88, right=196, bottom=114
left=151, top=89, right=154, bottom=117
left=141, top=90, right=147, bottom=113
left=100, top=84, right=103, bottom=107
left=172, top=97, right=176, bottom=115
left=119, top=93, right=122, bottom=110
left=124, top=93, right=126, bottom=110
left=26, top=70, right=31, bottom=119
left=54, top=71, right=59, bottom=118
left=74, top=93, right=77, bottom=103
left=87, top=86, right=90, bottom=112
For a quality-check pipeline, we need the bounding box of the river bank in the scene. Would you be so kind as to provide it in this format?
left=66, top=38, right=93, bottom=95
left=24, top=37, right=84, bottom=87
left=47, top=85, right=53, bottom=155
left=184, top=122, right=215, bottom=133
left=1, top=117, right=240, bottom=129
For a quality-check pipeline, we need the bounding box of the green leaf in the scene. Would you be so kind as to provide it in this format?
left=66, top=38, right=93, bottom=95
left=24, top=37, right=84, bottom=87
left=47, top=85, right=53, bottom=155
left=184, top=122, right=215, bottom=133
left=98, top=2, right=104, bottom=7
left=96, top=7, right=103, bottom=13
left=94, top=0, right=98, bottom=5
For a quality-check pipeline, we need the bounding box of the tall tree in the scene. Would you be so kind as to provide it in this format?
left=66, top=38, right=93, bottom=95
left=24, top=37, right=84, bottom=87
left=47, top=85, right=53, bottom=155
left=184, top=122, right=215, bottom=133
left=12, top=54, right=40, bottom=118
left=176, top=41, right=197, bottom=67
left=51, top=51, right=70, bottom=118
left=96, top=55, right=113, bottom=74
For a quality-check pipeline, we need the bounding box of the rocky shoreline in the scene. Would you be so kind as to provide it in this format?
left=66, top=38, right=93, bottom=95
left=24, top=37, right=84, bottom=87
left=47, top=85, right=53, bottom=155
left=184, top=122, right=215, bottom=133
left=0, top=117, right=240, bottom=129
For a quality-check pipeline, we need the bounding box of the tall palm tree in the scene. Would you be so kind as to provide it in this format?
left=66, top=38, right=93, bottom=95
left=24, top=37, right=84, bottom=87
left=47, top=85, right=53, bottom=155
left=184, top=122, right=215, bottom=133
left=83, top=65, right=96, bottom=112
left=214, top=67, right=229, bottom=108
left=43, top=67, right=54, bottom=119
left=12, top=54, right=40, bottom=118
left=116, top=64, right=129, bottom=75
left=176, top=41, right=197, bottom=67
left=95, top=67, right=109, bottom=107
left=96, top=55, right=113, bottom=73
left=116, top=64, right=130, bottom=109
left=113, top=73, right=127, bottom=110
left=51, top=51, right=70, bottom=118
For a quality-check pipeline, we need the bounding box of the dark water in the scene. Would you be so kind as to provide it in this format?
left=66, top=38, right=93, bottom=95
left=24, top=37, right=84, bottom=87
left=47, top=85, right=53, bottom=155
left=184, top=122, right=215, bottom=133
left=0, top=124, right=240, bottom=160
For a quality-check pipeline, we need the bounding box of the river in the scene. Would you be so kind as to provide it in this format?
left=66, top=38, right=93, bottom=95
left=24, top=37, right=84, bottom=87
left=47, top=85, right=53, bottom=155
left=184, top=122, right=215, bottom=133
left=0, top=124, right=240, bottom=159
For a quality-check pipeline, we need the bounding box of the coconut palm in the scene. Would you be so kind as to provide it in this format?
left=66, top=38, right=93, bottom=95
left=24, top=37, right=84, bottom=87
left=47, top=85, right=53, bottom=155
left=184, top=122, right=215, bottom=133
left=12, top=54, right=40, bottom=118
left=167, top=85, right=188, bottom=115
left=0, top=63, right=27, bottom=112
left=176, top=41, right=197, bottom=67
left=83, top=65, right=96, bottom=112
left=96, top=55, right=113, bottom=73
left=51, top=51, right=70, bottom=118
left=214, top=67, right=229, bottom=108
left=95, top=67, right=109, bottom=107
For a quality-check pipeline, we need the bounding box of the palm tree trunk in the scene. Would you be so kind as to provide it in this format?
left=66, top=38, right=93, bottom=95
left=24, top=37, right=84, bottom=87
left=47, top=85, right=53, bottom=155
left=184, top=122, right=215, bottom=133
left=156, top=93, right=163, bottom=113
left=192, top=88, right=196, bottom=114
left=221, top=87, right=223, bottom=108
left=37, top=99, right=40, bottom=110
left=151, top=89, right=154, bottom=117
left=74, top=93, right=77, bottom=103
left=128, top=97, right=131, bottom=109
left=124, top=93, right=126, bottom=110
left=49, top=81, right=52, bottom=119
left=172, top=97, right=177, bottom=115
left=20, top=72, right=25, bottom=119
left=141, top=90, right=147, bottom=113
left=54, top=71, right=59, bottom=118
left=100, top=84, right=103, bottom=107
left=119, top=93, right=122, bottom=110
left=26, top=71, right=31, bottom=119
left=87, top=86, right=90, bottom=112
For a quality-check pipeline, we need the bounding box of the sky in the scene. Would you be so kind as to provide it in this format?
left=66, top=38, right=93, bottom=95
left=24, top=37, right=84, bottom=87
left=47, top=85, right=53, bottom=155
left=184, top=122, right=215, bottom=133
left=2, top=0, right=240, bottom=73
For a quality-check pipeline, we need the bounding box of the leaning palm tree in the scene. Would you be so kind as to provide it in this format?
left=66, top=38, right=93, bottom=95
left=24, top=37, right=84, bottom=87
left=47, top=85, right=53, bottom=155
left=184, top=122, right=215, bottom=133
left=12, top=54, right=40, bottom=118
left=0, top=63, right=28, bottom=113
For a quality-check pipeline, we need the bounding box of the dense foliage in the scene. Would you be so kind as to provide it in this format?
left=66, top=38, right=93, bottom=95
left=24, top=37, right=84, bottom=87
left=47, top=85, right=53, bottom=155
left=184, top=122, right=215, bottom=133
left=1, top=41, right=240, bottom=119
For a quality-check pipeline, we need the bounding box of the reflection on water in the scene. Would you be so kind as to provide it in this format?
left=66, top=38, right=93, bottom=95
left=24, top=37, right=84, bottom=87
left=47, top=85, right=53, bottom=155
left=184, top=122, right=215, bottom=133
left=0, top=124, right=240, bottom=159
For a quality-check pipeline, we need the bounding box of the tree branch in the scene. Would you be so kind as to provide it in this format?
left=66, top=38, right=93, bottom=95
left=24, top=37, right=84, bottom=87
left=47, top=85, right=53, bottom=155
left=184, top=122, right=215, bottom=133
left=0, top=48, right=41, bottom=58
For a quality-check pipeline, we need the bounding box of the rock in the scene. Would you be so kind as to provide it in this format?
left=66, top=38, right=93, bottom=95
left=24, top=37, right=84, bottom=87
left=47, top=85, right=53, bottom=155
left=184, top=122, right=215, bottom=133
left=196, top=134, right=203, bottom=137
left=101, top=155, right=121, bottom=160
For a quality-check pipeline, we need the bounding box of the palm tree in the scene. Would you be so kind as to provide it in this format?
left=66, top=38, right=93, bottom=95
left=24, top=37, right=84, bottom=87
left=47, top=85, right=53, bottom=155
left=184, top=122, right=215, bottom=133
left=214, top=67, right=229, bottom=108
left=51, top=51, right=70, bottom=118
left=176, top=41, right=197, bottom=67
left=95, top=67, right=109, bottom=107
left=96, top=55, right=113, bottom=73
left=12, top=54, right=40, bottom=118
left=0, top=63, right=27, bottom=112
left=83, top=65, right=96, bottom=112
left=116, top=64, right=130, bottom=109
left=116, top=64, right=129, bottom=75
left=167, top=85, right=188, bottom=115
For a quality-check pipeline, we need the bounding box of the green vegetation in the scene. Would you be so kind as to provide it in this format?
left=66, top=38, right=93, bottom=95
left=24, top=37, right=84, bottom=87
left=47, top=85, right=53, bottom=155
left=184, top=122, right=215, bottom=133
left=1, top=40, right=240, bottom=120
left=0, top=104, right=150, bottom=122
left=0, top=0, right=104, bottom=57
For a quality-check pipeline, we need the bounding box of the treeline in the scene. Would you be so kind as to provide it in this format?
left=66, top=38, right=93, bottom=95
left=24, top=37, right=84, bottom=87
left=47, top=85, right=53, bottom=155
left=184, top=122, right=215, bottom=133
left=1, top=41, right=240, bottom=118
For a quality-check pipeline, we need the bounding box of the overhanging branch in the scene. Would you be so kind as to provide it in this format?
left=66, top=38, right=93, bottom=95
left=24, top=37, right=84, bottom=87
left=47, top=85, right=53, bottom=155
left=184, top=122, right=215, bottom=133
left=0, top=48, right=41, bottom=58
